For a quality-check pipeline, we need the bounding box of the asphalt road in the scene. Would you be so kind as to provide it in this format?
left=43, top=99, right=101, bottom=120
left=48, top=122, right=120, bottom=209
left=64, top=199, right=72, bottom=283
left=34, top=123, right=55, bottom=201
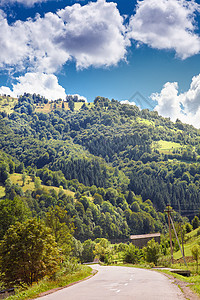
left=38, top=264, right=186, bottom=300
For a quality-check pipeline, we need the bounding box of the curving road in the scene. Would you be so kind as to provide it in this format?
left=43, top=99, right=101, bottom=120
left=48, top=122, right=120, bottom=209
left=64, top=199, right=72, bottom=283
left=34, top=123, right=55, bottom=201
left=38, top=264, right=186, bottom=300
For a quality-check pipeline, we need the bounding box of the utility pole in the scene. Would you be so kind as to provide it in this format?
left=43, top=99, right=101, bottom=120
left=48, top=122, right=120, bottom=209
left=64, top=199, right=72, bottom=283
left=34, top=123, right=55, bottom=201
left=170, top=216, right=187, bottom=268
left=180, top=222, right=185, bottom=257
left=165, top=205, right=173, bottom=264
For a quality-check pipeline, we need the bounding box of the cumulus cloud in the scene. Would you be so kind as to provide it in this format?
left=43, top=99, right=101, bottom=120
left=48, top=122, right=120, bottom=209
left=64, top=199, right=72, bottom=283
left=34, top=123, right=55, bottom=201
left=0, top=0, right=128, bottom=74
left=0, top=0, right=48, bottom=6
left=120, top=100, right=136, bottom=106
left=128, top=0, right=200, bottom=59
left=57, top=0, right=129, bottom=69
left=151, top=74, right=200, bottom=128
left=0, top=73, right=67, bottom=100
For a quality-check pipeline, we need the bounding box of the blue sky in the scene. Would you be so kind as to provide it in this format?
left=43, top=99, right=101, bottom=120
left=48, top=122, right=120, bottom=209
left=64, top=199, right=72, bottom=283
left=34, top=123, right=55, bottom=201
left=1, top=0, right=200, bottom=127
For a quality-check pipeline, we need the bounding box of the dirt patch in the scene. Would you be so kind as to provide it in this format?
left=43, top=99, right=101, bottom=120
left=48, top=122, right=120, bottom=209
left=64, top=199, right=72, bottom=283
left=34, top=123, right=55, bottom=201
left=34, top=269, right=98, bottom=299
left=163, top=273, right=200, bottom=300
left=175, top=257, right=194, bottom=264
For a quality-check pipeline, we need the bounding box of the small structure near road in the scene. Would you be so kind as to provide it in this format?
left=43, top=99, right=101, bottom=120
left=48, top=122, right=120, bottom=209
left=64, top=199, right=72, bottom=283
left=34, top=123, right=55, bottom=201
left=130, top=233, right=161, bottom=248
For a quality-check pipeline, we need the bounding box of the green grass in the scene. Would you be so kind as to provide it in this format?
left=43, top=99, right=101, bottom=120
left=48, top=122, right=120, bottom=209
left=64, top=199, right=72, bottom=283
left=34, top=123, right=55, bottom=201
left=136, top=117, right=155, bottom=126
left=6, top=266, right=92, bottom=300
left=167, top=228, right=200, bottom=296
left=152, top=140, right=184, bottom=154
left=9, top=173, right=75, bottom=197
left=35, top=102, right=69, bottom=113
left=0, top=185, right=5, bottom=198
left=74, top=102, right=84, bottom=111
left=174, top=228, right=200, bottom=260
left=0, top=96, right=18, bottom=114
left=158, top=269, right=200, bottom=296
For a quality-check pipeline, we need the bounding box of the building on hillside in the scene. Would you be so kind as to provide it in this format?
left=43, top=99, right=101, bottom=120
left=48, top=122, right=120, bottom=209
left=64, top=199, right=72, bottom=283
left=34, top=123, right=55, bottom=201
left=130, top=233, right=161, bottom=249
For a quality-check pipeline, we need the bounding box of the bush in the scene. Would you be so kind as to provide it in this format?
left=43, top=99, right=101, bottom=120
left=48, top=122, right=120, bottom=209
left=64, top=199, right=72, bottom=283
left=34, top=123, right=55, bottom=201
left=185, top=222, right=193, bottom=233
left=143, top=239, right=160, bottom=266
left=123, top=244, right=142, bottom=264
left=192, top=216, right=199, bottom=230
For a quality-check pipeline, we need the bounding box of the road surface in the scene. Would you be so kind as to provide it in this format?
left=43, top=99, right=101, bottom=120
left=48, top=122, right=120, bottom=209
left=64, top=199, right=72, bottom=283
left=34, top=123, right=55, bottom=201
left=38, top=264, right=186, bottom=300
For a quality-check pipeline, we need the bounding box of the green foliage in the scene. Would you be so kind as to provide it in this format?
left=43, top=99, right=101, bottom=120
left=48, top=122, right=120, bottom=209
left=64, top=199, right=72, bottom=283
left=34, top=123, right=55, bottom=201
left=4, top=266, right=92, bottom=300
left=0, top=219, right=60, bottom=286
left=45, top=206, right=74, bottom=258
left=191, top=245, right=200, bottom=272
left=143, top=239, right=160, bottom=265
left=185, top=222, right=193, bottom=233
left=1, top=94, right=200, bottom=244
left=192, top=216, right=199, bottom=230
left=0, top=197, right=31, bottom=239
left=123, top=243, right=142, bottom=264
left=80, top=239, right=95, bottom=263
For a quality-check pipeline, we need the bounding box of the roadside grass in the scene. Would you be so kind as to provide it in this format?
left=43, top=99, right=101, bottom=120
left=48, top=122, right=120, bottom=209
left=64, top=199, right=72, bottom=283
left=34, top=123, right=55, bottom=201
left=6, top=265, right=92, bottom=300
left=158, top=269, right=200, bottom=296
left=9, top=173, right=75, bottom=197
left=160, top=228, right=200, bottom=297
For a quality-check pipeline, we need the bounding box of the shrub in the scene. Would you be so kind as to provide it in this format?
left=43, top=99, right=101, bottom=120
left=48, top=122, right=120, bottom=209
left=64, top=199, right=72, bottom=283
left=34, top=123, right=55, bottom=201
left=123, top=244, right=142, bottom=264
left=143, top=239, right=160, bottom=266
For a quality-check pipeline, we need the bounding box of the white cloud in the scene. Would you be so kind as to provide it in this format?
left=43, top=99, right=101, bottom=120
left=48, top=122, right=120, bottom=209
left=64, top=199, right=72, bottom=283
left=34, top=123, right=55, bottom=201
left=151, top=74, right=200, bottom=128
left=0, top=0, right=48, bottom=6
left=0, top=73, right=67, bottom=100
left=128, top=0, right=200, bottom=59
left=120, top=100, right=136, bottom=106
left=57, top=0, right=129, bottom=69
left=0, top=0, right=128, bottom=74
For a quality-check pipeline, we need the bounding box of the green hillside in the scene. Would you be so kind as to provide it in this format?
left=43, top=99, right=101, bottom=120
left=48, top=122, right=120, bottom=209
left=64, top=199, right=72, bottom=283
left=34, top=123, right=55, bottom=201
left=174, top=227, right=200, bottom=260
left=1, top=93, right=200, bottom=242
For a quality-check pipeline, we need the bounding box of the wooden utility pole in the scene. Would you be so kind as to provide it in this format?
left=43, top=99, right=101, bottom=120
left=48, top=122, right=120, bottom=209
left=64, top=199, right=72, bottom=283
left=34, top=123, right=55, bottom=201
left=180, top=223, right=185, bottom=257
left=170, top=216, right=187, bottom=267
left=165, top=205, right=173, bottom=264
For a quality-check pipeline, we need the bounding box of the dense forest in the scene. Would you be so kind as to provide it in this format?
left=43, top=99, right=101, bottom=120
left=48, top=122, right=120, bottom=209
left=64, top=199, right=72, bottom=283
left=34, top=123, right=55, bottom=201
left=0, top=93, right=200, bottom=244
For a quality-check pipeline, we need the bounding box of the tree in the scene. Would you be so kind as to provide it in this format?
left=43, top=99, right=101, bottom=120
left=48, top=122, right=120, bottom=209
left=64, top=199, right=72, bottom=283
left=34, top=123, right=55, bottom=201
left=0, top=219, right=60, bottom=286
left=68, top=100, right=75, bottom=112
left=191, top=245, right=200, bottom=273
left=143, top=239, right=160, bottom=265
left=185, top=222, right=192, bottom=233
left=93, top=193, right=103, bottom=205
left=0, top=197, right=30, bottom=239
left=34, top=176, right=41, bottom=189
left=22, top=172, right=27, bottom=187
left=81, top=239, right=95, bottom=263
left=45, top=206, right=74, bottom=258
left=192, top=216, right=199, bottom=230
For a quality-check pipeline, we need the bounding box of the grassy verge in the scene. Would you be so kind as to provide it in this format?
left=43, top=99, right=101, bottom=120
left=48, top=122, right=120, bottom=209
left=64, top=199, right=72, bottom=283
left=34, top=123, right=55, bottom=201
left=158, top=269, right=200, bottom=296
left=6, top=265, right=93, bottom=300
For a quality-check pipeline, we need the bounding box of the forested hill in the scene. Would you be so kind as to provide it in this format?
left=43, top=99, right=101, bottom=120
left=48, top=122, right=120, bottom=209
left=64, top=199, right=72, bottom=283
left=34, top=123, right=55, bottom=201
left=0, top=93, right=200, bottom=240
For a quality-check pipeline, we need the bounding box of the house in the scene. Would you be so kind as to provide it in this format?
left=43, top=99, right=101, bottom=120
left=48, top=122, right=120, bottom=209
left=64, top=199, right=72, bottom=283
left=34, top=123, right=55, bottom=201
left=130, top=233, right=161, bottom=248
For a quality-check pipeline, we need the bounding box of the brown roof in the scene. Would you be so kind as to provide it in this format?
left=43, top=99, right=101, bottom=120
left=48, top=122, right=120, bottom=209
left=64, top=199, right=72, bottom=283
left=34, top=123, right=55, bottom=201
left=130, top=233, right=161, bottom=240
